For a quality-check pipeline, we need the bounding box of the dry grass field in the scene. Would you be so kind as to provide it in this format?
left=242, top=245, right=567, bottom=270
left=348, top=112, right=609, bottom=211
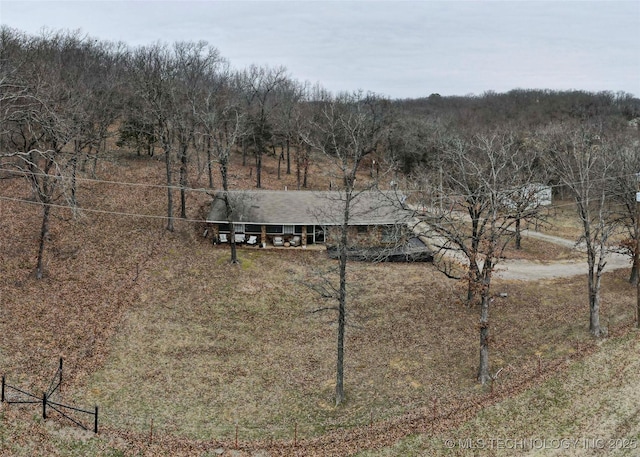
left=0, top=150, right=637, bottom=456
left=537, top=200, right=586, bottom=241
left=356, top=329, right=640, bottom=457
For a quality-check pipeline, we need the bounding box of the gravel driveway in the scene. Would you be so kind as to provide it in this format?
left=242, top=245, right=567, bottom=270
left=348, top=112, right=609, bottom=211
left=495, top=230, right=631, bottom=280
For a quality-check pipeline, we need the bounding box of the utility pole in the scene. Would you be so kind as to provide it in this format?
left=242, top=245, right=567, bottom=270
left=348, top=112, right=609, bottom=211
left=636, top=172, right=640, bottom=328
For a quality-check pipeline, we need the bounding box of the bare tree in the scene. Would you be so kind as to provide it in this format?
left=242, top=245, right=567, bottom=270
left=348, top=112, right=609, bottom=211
left=416, top=129, right=539, bottom=383
left=545, top=122, right=619, bottom=337
left=172, top=41, right=223, bottom=219
left=195, top=65, right=246, bottom=263
left=209, top=105, right=243, bottom=262
left=271, top=78, right=306, bottom=178
left=610, top=129, right=640, bottom=284
left=502, top=135, right=550, bottom=249
left=0, top=29, right=85, bottom=278
left=238, top=65, right=288, bottom=188
left=303, top=90, right=390, bottom=405
left=130, top=43, right=179, bottom=231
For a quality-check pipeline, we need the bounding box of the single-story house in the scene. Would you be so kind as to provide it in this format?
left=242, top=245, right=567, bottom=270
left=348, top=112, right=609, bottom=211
left=206, top=190, right=413, bottom=248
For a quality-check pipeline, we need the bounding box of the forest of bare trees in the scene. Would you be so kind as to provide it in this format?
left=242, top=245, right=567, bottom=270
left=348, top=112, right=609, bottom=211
left=2, top=26, right=640, bottom=394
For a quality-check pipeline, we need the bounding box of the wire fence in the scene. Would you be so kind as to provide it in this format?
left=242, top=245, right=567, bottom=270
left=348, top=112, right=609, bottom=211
left=82, top=340, right=602, bottom=449
left=0, top=328, right=623, bottom=453
left=1, top=358, right=98, bottom=434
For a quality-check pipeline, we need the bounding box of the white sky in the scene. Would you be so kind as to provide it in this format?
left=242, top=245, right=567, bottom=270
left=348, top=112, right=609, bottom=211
left=1, top=1, right=639, bottom=99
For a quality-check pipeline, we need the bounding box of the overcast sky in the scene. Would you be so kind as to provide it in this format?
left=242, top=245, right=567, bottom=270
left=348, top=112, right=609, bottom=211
left=1, top=1, right=638, bottom=99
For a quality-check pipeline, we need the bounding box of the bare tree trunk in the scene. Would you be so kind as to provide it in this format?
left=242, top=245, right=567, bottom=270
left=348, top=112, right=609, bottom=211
left=165, top=149, right=174, bottom=232
left=219, top=151, right=239, bottom=263
left=70, top=150, right=78, bottom=209
left=636, top=232, right=640, bottom=328
left=335, top=270, right=346, bottom=405
left=256, top=153, right=262, bottom=188
left=222, top=191, right=239, bottom=264
left=515, top=218, right=522, bottom=250
left=33, top=155, right=58, bottom=280
left=631, top=227, right=639, bottom=285
left=35, top=202, right=51, bottom=280
left=207, top=135, right=214, bottom=188
left=467, top=261, right=476, bottom=304
left=296, top=149, right=301, bottom=190
left=336, top=202, right=350, bottom=406
left=193, top=135, right=202, bottom=180
left=91, top=153, right=98, bottom=179
left=229, top=219, right=238, bottom=264
left=277, top=150, right=283, bottom=180
left=467, top=215, right=481, bottom=304
left=478, top=258, right=494, bottom=384
left=179, top=143, right=188, bottom=219
left=242, top=138, right=247, bottom=166
left=588, top=270, right=602, bottom=336
left=302, top=145, right=311, bottom=189
left=589, top=291, right=601, bottom=335
left=286, top=137, right=291, bottom=175
left=467, top=254, right=480, bottom=305
left=478, top=294, right=491, bottom=384
left=303, top=158, right=308, bottom=189
left=80, top=144, right=92, bottom=173
left=477, top=257, right=493, bottom=384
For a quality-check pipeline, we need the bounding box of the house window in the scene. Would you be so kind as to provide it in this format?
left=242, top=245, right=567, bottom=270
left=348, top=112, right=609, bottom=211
left=283, top=225, right=294, bottom=235
left=381, top=225, right=396, bottom=243
left=234, top=223, right=245, bottom=233
left=357, top=225, right=368, bottom=234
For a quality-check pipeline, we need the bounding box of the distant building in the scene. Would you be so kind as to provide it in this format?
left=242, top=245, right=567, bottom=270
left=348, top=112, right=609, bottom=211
left=501, top=183, right=552, bottom=210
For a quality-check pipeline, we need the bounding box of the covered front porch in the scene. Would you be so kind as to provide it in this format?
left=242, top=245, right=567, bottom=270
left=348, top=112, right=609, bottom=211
left=210, top=223, right=327, bottom=247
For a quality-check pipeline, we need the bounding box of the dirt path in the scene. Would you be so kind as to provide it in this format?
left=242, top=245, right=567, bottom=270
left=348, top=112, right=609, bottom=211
left=495, top=230, right=631, bottom=281
left=412, top=217, right=631, bottom=281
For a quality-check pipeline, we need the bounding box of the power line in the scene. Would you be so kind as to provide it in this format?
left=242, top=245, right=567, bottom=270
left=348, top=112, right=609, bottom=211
left=0, top=195, right=207, bottom=224
left=1, top=168, right=213, bottom=193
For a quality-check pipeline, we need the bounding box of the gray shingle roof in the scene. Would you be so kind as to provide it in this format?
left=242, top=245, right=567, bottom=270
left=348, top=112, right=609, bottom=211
left=206, top=190, right=409, bottom=226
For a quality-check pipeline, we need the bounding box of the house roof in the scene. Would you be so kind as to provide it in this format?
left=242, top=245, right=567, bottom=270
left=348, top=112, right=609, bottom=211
left=206, top=190, right=410, bottom=226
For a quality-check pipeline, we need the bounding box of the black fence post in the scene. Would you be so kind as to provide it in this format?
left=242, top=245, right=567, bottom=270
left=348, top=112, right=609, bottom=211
left=42, top=392, right=47, bottom=420
left=94, top=406, right=98, bottom=434
left=1, top=376, right=5, bottom=402
left=59, top=358, right=63, bottom=389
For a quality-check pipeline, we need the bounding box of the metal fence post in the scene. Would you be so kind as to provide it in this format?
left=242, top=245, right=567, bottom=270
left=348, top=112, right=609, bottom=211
left=1, top=376, right=5, bottom=402
left=59, top=358, right=63, bottom=391
left=94, top=406, right=98, bottom=434
left=42, top=392, right=47, bottom=420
